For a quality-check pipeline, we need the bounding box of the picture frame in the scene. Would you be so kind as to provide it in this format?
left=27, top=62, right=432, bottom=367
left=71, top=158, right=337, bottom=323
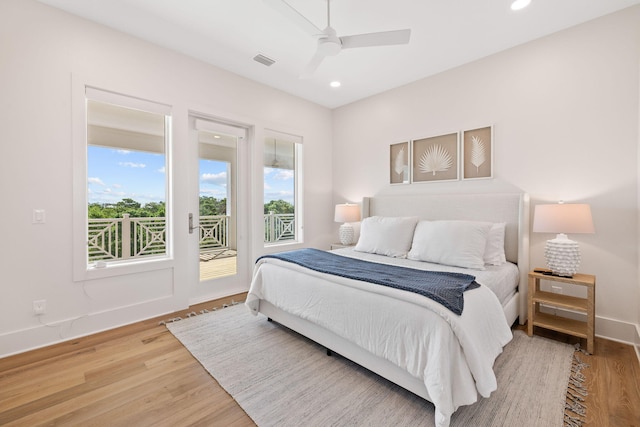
left=411, top=132, right=459, bottom=183
left=462, top=126, right=493, bottom=180
left=389, top=141, right=410, bottom=184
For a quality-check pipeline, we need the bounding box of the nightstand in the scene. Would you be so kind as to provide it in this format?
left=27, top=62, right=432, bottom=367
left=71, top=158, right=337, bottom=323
left=330, top=243, right=354, bottom=250
left=527, top=271, right=596, bottom=354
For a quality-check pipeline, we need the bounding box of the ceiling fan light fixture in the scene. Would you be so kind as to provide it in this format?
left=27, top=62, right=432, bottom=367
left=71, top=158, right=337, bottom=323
left=266, top=0, right=411, bottom=79
left=511, top=0, right=531, bottom=11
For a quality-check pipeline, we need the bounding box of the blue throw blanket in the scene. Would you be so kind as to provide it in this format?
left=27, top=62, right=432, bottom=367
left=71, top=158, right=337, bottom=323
left=257, top=248, right=479, bottom=315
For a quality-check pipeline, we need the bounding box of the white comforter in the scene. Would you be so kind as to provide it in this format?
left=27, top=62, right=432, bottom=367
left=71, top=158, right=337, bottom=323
left=246, top=254, right=513, bottom=427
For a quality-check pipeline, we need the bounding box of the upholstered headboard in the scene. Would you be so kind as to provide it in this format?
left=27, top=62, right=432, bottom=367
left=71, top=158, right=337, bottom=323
left=361, top=192, right=530, bottom=323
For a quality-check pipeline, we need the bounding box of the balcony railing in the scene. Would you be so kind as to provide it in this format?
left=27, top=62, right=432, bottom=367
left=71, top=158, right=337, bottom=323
left=264, top=212, right=295, bottom=244
left=87, top=213, right=295, bottom=262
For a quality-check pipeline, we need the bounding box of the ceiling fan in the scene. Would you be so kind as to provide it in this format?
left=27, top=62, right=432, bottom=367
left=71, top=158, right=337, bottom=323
left=265, top=0, right=411, bottom=78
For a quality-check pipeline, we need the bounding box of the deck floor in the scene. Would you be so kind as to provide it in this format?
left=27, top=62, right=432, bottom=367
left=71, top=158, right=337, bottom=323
left=199, top=255, right=237, bottom=281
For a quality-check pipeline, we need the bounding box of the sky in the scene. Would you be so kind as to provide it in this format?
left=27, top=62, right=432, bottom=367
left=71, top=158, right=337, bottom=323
left=87, top=146, right=294, bottom=206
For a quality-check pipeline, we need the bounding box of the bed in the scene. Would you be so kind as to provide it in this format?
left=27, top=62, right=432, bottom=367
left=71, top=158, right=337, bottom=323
left=246, top=193, right=530, bottom=427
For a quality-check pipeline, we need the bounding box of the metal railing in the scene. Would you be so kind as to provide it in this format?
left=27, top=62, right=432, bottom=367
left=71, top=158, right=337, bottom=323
left=87, top=213, right=295, bottom=262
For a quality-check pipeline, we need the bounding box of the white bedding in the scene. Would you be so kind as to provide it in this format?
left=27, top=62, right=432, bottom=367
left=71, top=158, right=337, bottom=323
left=246, top=250, right=514, bottom=427
left=331, top=247, right=520, bottom=306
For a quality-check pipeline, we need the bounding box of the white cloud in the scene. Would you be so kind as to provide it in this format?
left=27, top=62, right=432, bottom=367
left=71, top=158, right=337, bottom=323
left=119, top=162, right=146, bottom=168
left=201, top=172, right=227, bottom=185
left=265, top=190, right=293, bottom=203
left=88, top=177, right=105, bottom=186
left=274, top=170, right=294, bottom=180
left=157, top=166, right=166, bottom=173
left=200, top=188, right=227, bottom=197
left=116, top=149, right=131, bottom=155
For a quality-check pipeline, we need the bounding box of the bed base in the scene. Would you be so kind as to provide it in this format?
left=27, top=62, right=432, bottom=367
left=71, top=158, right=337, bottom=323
left=259, top=300, right=433, bottom=402
left=503, top=291, right=519, bottom=326
left=259, top=290, right=519, bottom=407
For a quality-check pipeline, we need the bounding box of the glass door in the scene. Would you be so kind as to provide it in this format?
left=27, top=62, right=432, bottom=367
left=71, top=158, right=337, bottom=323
left=189, top=117, right=248, bottom=301
left=198, top=133, right=237, bottom=281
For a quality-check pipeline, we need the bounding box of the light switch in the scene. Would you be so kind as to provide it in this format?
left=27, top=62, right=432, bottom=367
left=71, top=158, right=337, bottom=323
left=33, top=209, right=46, bottom=224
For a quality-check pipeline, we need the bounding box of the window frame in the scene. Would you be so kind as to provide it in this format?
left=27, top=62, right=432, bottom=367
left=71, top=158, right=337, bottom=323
left=72, top=82, right=173, bottom=282
left=263, top=129, right=304, bottom=247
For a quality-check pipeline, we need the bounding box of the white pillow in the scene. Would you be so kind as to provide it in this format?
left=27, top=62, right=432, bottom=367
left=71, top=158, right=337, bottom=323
left=407, top=220, right=492, bottom=270
left=354, top=216, right=419, bottom=258
left=484, top=222, right=507, bottom=266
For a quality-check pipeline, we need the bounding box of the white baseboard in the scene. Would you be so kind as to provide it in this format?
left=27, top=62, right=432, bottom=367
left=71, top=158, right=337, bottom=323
left=0, top=296, right=177, bottom=358
left=635, top=324, right=640, bottom=365
left=188, top=285, right=248, bottom=307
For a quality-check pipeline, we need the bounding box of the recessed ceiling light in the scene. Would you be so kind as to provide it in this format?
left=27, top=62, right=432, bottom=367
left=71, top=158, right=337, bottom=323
left=511, top=0, right=531, bottom=11
left=214, top=135, right=221, bottom=139
left=330, top=81, right=341, bottom=88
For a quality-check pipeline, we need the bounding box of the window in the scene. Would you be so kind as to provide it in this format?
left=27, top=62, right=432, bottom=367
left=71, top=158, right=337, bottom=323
left=84, top=88, right=171, bottom=267
left=263, top=130, right=302, bottom=245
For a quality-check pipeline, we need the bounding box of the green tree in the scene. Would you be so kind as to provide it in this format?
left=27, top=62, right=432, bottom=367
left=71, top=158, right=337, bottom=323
left=200, top=196, right=227, bottom=216
left=264, top=199, right=294, bottom=214
left=88, top=199, right=166, bottom=218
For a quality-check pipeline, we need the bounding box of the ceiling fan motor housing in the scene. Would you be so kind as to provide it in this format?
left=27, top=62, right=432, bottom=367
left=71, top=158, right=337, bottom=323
left=318, top=32, right=341, bottom=56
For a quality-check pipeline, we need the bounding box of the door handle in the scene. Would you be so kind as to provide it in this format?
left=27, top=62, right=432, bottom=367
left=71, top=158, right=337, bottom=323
left=189, top=213, right=199, bottom=234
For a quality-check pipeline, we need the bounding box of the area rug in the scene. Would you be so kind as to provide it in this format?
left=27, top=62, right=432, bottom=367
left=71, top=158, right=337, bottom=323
left=167, top=304, right=583, bottom=427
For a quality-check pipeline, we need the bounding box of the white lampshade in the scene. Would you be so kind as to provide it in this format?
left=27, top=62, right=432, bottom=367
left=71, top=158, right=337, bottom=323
left=334, top=203, right=360, bottom=245
left=533, top=203, right=595, bottom=277
left=334, top=203, right=361, bottom=223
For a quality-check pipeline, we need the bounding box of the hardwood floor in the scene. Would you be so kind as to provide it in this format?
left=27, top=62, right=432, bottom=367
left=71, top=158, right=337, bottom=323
left=0, top=294, right=255, bottom=427
left=517, top=325, right=640, bottom=426
left=1, top=297, right=639, bottom=426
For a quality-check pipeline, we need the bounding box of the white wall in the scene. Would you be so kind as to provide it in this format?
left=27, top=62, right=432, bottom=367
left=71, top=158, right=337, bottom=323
left=0, top=0, right=333, bottom=357
left=333, top=7, right=640, bottom=343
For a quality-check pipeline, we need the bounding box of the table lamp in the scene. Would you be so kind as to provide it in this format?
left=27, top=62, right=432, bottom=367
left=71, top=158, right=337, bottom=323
left=334, top=203, right=361, bottom=245
left=532, top=202, right=595, bottom=277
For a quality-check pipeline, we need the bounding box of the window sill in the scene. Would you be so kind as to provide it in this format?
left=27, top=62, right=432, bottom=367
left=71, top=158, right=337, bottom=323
left=75, top=257, right=174, bottom=282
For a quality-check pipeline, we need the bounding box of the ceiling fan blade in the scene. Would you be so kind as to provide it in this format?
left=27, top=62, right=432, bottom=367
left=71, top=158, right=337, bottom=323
left=299, top=50, right=327, bottom=79
left=263, top=0, right=322, bottom=36
left=340, top=29, right=411, bottom=49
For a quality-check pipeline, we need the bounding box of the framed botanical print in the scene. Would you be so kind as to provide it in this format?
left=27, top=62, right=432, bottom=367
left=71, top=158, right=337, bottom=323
left=389, top=141, right=410, bottom=184
left=411, top=132, right=459, bottom=183
left=462, top=126, right=493, bottom=180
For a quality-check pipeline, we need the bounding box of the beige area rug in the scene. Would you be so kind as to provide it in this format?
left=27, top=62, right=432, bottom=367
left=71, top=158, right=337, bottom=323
left=167, top=304, right=581, bottom=427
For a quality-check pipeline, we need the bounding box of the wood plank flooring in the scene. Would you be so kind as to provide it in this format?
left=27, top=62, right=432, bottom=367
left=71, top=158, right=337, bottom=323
left=200, top=256, right=237, bottom=281
left=1, top=296, right=639, bottom=426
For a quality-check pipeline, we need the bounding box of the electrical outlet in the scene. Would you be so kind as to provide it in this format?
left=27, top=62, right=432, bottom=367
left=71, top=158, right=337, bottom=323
left=33, top=299, right=46, bottom=315
left=32, top=209, right=46, bottom=224
left=551, top=285, right=563, bottom=294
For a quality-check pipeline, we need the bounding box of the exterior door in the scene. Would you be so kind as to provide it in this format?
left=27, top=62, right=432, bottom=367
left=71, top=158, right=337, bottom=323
left=188, top=116, right=249, bottom=303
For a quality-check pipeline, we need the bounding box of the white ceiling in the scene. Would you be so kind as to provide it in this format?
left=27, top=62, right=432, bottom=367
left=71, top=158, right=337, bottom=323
left=38, top=0, right=640, bottom=109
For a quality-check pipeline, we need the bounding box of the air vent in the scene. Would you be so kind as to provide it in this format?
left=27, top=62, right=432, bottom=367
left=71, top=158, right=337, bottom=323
left=253, top=53, right=276, bottom=67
